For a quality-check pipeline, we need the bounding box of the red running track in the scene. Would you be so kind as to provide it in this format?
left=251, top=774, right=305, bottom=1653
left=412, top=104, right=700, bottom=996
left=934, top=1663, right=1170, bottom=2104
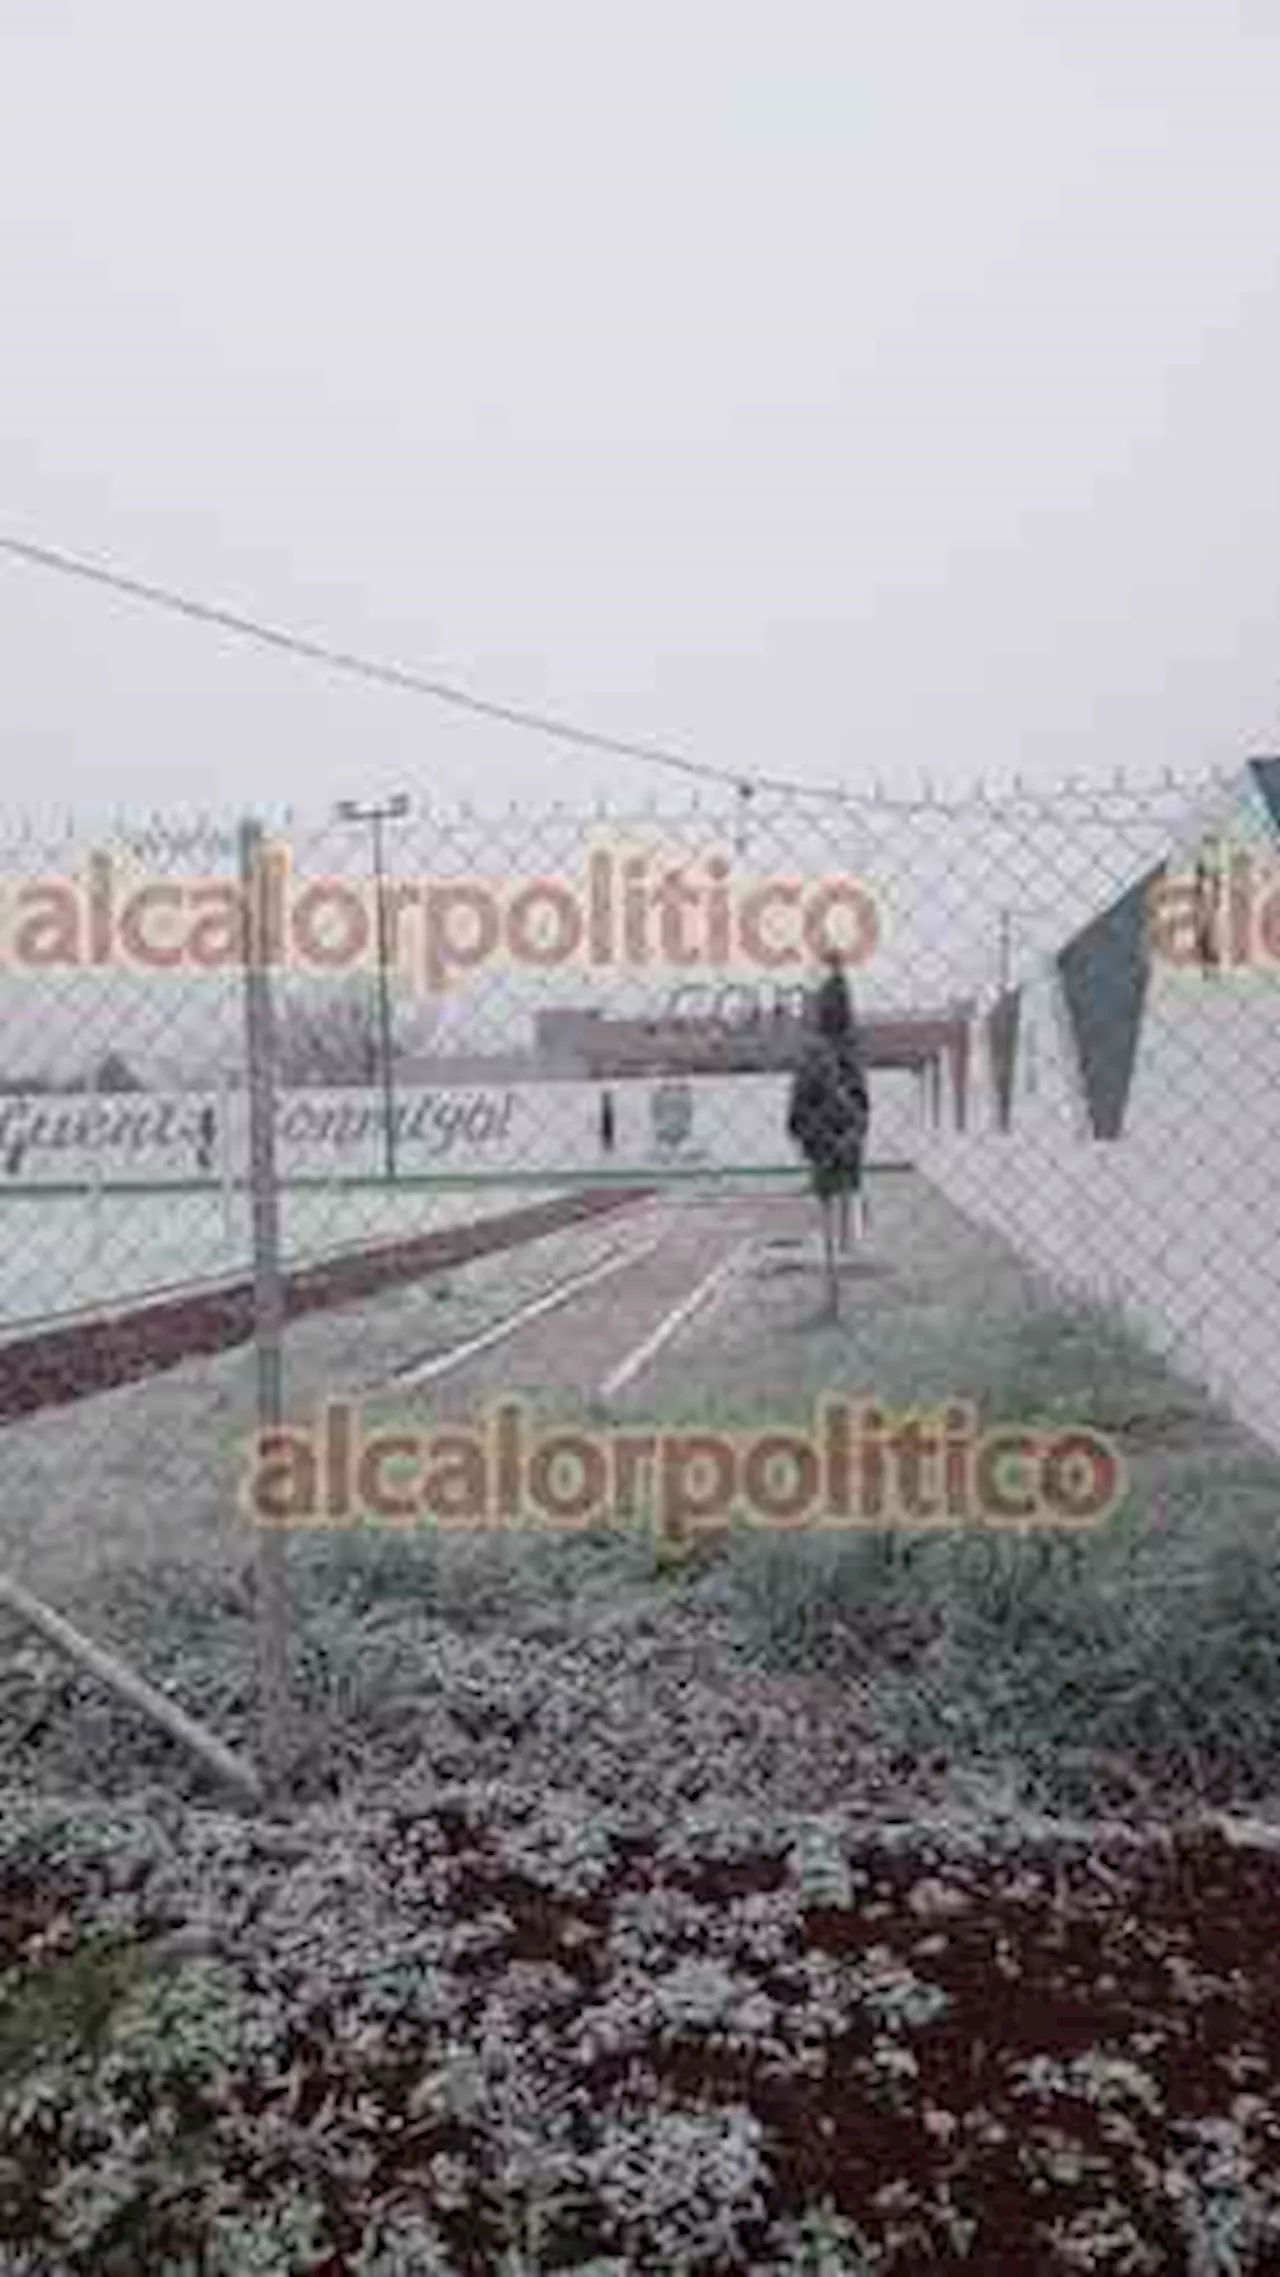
left=0, top=1187, right=653, bottom=1425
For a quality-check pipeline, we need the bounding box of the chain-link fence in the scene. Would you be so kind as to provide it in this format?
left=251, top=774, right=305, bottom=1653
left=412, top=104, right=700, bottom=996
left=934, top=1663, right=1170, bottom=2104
left=0, top=760, right=1273, bottom=1798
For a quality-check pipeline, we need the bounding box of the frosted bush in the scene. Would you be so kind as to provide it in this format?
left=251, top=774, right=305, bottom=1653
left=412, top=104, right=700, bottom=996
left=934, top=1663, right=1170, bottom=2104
left=202, top=2194, right=330, bottom=2276
left=492, top=1792, right=622, bottom=1897
left=350, top=2212, right=459, bottom=2275
left=587, top=2104, right=767, bottom=2265
left=766, top=2202, right=883, bottom=2274
left=845, top=1946, right=950, bottom=2034
left=787, top=1817, right=858, bottom=1909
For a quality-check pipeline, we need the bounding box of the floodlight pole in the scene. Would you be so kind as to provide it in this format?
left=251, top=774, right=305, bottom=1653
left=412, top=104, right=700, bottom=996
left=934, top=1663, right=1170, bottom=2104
left=335, top=794, right=409, bottom=1181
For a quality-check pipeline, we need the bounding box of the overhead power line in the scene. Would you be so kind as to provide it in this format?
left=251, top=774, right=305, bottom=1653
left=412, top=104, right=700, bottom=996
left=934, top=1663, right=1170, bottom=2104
left=0, top=532, right=757, bottom=792
left=0, top=529, right=1233, bottom=815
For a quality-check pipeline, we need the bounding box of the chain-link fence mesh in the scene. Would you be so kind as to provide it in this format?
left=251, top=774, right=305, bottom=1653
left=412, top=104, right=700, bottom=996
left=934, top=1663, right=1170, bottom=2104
left=0, top=761, right=1273, bottom=1794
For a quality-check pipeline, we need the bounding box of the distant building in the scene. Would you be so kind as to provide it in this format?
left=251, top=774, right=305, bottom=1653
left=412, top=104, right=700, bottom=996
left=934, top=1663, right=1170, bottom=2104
left=395, top=1050, right=539, bottom=1086
left=532, top=1001, right=973, bottom=1090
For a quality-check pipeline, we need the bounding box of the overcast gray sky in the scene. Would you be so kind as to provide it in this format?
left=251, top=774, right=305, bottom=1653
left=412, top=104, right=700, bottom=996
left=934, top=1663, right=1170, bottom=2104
left=2, top=2, right=1280, bottom=823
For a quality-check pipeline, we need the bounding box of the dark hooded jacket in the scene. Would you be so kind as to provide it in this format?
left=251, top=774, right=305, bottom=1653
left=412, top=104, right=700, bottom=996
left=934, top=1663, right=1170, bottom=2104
left=787, top=967, right=870, bottom=1177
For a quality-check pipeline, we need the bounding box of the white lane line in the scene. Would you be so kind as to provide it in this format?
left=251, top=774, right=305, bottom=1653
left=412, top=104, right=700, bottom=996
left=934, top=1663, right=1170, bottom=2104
left=392, top=1235, right=665, bottom=1388
left=597, top=1236, right=752, bottom=1404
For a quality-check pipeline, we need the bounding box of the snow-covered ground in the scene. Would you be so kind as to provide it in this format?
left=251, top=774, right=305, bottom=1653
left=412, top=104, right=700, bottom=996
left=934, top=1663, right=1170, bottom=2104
left=0, top=1182, right=566, bottom=1334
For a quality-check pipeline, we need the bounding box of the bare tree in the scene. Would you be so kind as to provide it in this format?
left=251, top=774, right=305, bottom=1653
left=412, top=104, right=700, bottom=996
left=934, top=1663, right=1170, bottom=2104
left=93, top=1051, right=145, bottom=1093
left=272, top=979, right=434, bottom=1089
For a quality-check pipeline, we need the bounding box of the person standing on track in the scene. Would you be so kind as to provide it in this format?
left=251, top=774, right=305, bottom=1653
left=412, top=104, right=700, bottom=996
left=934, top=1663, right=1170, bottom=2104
left=195, top=1102, right=217, bottom=1176
left=786, top=958, right=870, bottom=1318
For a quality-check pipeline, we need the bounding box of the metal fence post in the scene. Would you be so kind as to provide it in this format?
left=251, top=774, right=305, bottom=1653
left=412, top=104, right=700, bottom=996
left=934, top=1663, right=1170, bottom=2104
left=217, top=1063, right=236, bottom=1247
left=239, top=814, right=292, bottom=1799
left=88, top=1053, right=105, bottom=1267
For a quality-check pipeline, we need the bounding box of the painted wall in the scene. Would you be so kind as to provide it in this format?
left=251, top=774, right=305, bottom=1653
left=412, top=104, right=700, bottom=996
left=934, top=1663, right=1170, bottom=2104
left=0, top=1067, right=921, bottom=1187
left=920, top=765, right=1280, bottom=1450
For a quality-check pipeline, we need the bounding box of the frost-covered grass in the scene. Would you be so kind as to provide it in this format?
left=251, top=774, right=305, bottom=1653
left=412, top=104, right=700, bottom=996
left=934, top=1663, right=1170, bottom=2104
left=721, top=1288, right=1280, bottom=1812
left=0, top=1206, right=647, bottom=1602
left=4, top=1475, right=1280, bottom=2268
left=6, top=1179, right=1280, bottom=2267
left=3, top=1775, right=1280, bottom=2273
